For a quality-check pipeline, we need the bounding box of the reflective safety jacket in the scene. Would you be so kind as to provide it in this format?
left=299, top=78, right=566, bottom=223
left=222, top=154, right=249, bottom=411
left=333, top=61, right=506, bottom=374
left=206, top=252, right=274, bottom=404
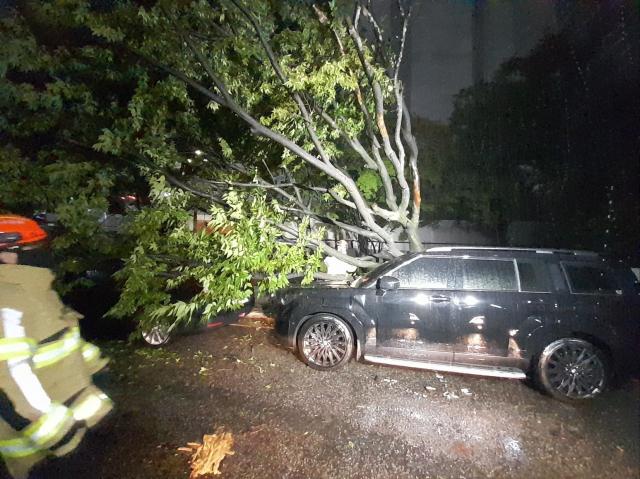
left=0, top=265, right=112, bottom=478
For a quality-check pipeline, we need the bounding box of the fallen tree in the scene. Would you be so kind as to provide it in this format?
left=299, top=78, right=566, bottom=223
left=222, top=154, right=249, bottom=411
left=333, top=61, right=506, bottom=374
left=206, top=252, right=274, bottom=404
left=2, top=0, right=425, bottom=330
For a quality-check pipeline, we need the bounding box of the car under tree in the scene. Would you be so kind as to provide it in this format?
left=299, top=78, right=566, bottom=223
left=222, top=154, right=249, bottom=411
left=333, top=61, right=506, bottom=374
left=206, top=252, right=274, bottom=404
left=273, top=247, right=640, bottom=401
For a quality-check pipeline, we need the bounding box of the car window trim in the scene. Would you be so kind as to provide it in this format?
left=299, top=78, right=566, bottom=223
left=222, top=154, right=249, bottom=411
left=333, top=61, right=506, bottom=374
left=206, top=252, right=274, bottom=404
left=560, top=261, right=621, bottom=296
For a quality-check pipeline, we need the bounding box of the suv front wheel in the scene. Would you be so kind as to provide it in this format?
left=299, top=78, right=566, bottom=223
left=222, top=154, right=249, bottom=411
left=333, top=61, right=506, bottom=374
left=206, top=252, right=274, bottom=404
left=537, top=338, right=608, bottom=400
left=297, top=314, right=354, bottom=370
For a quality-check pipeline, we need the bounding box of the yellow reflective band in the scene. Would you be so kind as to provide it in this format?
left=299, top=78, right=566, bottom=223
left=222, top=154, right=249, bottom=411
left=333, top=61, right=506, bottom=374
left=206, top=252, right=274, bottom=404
left=72, top=392, right=111, bottom=422
left=33, top=328, right=82, bottom=369
left=23, top=404, right=74, bottom=448
left=52, top=427, right=85, bottom=458
left=81, top=342, right=100, bottom=363
left=0, top=437, right=39, bottom=459
left=0, top=337, right=36, bottom=361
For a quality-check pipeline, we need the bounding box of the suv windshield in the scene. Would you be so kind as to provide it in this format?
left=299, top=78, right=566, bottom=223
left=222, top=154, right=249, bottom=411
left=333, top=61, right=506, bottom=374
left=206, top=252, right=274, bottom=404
left=352, top=256, right=411, bottom=288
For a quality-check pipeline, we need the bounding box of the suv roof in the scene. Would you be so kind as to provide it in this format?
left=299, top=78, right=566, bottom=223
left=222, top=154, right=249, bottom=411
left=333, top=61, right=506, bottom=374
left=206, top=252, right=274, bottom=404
left=424, top=246, right=600, bottom=259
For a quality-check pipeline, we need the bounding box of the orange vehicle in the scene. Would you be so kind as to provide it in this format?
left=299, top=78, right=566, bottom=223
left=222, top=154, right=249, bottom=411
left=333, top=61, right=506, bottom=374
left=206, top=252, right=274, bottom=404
left=0, top=215, right=48, bottom=250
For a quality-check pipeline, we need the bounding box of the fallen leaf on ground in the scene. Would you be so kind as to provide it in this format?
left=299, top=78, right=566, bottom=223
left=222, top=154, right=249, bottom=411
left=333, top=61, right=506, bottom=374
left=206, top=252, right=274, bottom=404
left=443, top=391, right=459, bottom=400
left=449, top=440, right=474, bottom=458
left=246, top=425, right=265, bottom=435
left=179, top=429, right=234, bottom=477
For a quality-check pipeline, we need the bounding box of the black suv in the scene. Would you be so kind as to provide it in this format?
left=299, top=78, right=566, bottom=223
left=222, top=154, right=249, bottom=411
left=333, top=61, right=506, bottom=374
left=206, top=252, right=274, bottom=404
left=274, top=247, right=640, bottom=400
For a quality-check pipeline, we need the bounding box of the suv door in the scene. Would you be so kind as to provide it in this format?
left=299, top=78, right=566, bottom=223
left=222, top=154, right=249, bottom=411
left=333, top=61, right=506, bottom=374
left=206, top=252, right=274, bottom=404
left=451, top=257, right=521, bottom=368
left=511, top=258, right=560, bottom=367
left=375, top=256, right=456, bottom=363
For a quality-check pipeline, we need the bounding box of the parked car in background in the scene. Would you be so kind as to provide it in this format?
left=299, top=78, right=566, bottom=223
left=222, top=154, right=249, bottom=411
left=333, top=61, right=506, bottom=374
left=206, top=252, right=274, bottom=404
left=273, top=247, right=640, bottom=400
left=66, top=266, right=255, bottom=346
left=34, top=194, right=140, bottom=236
left=0, top=214, right=48, bottom=250
left=140, top=295, right=255, bottom=347
left=63, top=259, right=135, bottom=340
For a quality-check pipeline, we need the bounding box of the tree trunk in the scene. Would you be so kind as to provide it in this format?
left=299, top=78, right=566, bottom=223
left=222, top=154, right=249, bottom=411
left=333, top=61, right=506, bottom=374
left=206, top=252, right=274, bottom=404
left=407, top=223, right=423, bottom=252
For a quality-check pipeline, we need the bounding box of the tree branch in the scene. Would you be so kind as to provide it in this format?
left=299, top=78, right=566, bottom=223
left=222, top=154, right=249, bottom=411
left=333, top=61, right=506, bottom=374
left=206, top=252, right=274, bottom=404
left=313, top=106, right=378, bottom=171
left=392, top=7, right=411, bottom=175
left=312, top=4, right=382, bottom=158
left=164, top=173, right=226, bottom=206
left=275, top=222, right=379, bottom=269
left=360, top=2, right=390, bottom=68
left=227, top=0, right=334, bottom=167
left=346, top=11, right=411, bottom=215
left=177, top=31, right=401, bottom=254
left=152, top=60, right=227, bottom=107
left=402, top=102, right=421, bottom=232
left=279, top=205, right=383, bottom=240
left=196, top=176, right=385, bottom=241
left=310, top=6, right=399, bottom=212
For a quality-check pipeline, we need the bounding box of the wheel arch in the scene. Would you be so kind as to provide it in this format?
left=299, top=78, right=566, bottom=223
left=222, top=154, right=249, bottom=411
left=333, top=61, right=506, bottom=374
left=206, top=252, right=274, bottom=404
left=567, top=331, right=613, bottom=364
left=523, top=315, right=611, bottom=350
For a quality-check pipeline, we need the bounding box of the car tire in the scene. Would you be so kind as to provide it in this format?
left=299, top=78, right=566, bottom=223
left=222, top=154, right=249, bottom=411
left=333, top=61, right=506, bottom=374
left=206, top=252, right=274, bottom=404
left=297, top=314, right=354, bottom=371
left=141, top=325, right=172, bottom=347
left=537, top=338, right=609, bottom=400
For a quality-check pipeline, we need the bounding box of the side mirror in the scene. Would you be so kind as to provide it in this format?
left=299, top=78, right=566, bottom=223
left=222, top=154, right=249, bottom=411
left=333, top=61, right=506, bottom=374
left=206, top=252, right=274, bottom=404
left=377, top=276, right=400, bottom=290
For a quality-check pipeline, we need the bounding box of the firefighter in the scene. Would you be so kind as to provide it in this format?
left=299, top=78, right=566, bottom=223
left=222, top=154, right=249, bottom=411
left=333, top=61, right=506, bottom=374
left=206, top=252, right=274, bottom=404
left=0, top=216, right=112, bottom=478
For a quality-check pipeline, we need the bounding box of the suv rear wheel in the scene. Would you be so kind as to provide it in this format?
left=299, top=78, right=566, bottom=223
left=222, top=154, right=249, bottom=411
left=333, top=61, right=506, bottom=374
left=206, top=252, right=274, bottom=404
left=297, top=314, right=354, bottom=370
left=537, top=338, right=608, bottom=400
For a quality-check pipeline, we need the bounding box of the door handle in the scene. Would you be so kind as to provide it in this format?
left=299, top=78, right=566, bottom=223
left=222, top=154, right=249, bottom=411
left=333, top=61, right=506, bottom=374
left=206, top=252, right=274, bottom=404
left=430, top=295, right=451, bottom=303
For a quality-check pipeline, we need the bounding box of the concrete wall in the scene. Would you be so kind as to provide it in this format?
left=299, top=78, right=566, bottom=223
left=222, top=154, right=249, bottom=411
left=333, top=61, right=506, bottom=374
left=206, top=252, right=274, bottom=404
left=392, top=220, right=494, bottom=252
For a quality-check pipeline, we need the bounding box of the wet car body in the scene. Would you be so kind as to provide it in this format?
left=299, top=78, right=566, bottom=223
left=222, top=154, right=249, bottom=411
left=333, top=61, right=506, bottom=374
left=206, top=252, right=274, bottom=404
left=274, top=247, right=640, bottom=399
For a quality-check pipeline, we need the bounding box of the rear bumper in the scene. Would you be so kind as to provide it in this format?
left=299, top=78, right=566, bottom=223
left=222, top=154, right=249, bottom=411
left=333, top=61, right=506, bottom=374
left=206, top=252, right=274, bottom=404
left=265, top=296, right=296, bottom=348
left=274, top=314, right=295, bottom=348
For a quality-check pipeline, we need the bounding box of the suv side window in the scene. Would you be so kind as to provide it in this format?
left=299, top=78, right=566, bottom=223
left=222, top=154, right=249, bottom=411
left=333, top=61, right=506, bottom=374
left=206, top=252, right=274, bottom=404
left=461, top=259, right=517, bottom=291
left=563, top=263, right=620, bottom=295
left=394, top=257, right=454, bottom=289
left=516, top=260, right=552, bottom=292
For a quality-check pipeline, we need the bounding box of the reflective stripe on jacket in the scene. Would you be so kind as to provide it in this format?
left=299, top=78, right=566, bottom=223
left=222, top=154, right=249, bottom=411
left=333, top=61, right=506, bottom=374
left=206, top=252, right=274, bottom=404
left=0, top=265, right=113, bottom=479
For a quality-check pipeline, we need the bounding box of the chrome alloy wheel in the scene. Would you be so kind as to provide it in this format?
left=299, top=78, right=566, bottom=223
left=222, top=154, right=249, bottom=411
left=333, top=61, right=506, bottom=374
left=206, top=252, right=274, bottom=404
left=539, top=339, right=606, bottom=399
left=141, top=325, right=172, bottom=347
left=301, top=318, right=350, bottom=368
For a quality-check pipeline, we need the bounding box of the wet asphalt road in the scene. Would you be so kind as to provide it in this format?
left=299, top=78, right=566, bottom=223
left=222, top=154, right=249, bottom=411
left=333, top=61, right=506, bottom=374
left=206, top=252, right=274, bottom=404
left=28, top=324, right=640, bottom=479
